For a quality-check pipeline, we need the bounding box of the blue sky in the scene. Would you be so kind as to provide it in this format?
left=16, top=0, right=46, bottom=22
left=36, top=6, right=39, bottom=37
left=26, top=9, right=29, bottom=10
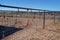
left=0, top=0, right=60, bottom=11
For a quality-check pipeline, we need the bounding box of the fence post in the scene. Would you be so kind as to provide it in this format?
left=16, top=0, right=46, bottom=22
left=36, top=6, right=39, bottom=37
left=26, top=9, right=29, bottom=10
left=43, top=10, right=45, bottom=29
left=39, top=10, right=40, bottom=19
left=26, top=9, right=29, bottom=27
left=54, top=12, right=55, bottom=24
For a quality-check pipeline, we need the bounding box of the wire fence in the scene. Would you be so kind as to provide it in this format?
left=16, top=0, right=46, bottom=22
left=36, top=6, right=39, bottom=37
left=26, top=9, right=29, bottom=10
left=0, top=4, right=60, bottom=40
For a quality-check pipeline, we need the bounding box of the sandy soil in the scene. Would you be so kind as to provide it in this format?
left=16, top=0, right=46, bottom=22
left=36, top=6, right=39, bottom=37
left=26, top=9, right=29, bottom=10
left=1, top=17, right=60, bottom=40
left=0, top=14, right=60, bottom=40
left=2, top=24, right=60, bottom=40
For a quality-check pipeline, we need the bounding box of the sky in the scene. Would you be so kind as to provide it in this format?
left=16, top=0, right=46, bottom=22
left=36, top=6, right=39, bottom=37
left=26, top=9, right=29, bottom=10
left=0, top=0, right=60, bottom=11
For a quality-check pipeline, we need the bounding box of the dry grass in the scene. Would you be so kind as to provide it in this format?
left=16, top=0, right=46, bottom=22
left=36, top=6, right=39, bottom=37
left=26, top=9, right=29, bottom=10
left=2, top=26, right=60, bottom=40
left=1, top=14, right=60, bottom=40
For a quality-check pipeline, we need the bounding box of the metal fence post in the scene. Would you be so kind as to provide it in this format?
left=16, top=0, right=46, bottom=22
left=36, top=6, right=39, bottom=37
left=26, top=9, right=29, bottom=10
left=26, top=9, right=29, bottom=27
left=54, top=12, right=55, bottom=24
left=43, top=10, right=45, bottom=29
left=39, top=10, right=40, bottom=19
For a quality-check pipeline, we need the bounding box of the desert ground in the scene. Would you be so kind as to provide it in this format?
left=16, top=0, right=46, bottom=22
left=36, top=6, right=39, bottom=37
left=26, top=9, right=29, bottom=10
left=0, top=13, right=60, bottom=40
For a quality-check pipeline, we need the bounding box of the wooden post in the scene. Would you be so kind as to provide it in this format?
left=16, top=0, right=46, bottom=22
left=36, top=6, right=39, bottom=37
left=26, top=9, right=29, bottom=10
left=43, top=10, right=45, bottom=29
left=54, top=12, right=55, bottom=24
left=26, top=9, right=29, bottom=27
left=3, top=12, right=5, bottom=26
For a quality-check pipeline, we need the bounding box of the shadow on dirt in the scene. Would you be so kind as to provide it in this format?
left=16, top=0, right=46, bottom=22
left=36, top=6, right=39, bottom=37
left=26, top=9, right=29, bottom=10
left=0, top=25, right=23, bottom=40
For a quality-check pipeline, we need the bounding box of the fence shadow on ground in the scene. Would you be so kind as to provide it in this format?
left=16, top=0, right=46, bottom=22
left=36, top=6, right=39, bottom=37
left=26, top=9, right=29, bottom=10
left=0, top=25, right=23, bottom=40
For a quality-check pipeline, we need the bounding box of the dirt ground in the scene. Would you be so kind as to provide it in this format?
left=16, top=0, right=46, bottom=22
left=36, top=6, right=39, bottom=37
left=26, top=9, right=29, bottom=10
left=2, top=24, right=60, bottom=40
left=1, top=16, right=60, bottom=40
